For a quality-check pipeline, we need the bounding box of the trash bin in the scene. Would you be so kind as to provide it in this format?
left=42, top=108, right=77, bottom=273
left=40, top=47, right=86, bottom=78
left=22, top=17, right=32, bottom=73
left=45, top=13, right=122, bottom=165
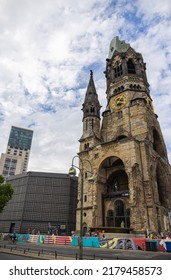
left=145, top=240, right=157, bottom=251
left=150, top=240, right=157, bottom=251
left=145, top=241, right=151, bottom=251
left=165, top=242, right=171, bottom=252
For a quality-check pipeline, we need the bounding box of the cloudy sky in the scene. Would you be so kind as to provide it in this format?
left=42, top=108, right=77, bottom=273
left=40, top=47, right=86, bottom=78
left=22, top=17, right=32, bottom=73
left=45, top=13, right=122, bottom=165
left=0, top=0, right=171, bottom=173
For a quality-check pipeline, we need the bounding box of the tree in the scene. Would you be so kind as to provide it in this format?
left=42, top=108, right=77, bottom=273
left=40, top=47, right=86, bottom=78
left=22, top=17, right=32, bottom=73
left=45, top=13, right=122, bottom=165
left=0, top=175, right=14, bottom=213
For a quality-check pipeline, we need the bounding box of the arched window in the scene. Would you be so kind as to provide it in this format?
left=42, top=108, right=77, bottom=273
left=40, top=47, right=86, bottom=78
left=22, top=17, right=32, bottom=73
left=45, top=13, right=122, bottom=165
left=115, top=200, right=124, bottom=216
left=114, top=200, right=125, bottom=227
left=107, top=170, right=128, bottom=193
left=118, top=111, right=123, bottom=119
left=90, top=106, right=95, bottom=113
left=127, top=59, right=136, bottom=74
left=114, top=64, right=123, bottom=78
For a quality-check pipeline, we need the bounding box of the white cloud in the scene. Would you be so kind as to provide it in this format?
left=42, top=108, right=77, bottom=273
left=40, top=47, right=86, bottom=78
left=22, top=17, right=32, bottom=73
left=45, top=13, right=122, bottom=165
left=0, top=0, right=171, bottom=173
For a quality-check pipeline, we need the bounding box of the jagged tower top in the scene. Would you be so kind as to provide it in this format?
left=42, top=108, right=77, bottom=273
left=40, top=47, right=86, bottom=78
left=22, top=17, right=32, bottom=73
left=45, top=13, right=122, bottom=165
left=108, top=36, right=130, bottom=59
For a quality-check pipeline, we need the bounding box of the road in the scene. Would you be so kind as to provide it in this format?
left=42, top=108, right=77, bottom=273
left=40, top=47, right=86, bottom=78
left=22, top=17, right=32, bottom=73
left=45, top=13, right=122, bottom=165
left=0, top=240, right=171, bottom=260
left=0, top=252, right=39, bottom=260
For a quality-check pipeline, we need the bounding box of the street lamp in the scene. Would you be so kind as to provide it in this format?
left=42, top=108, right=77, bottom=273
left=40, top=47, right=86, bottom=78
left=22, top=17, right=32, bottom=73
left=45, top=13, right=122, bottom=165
left=68, top=155, right=95, bottom=259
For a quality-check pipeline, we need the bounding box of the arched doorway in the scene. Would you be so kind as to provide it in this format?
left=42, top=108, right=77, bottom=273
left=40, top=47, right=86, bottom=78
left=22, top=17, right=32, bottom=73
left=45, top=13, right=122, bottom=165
left=98, top=156, right=130, bottom=230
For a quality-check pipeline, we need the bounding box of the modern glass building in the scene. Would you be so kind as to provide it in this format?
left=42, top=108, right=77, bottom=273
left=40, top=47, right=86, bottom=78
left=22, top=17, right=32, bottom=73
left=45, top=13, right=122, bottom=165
left=8, top=126, right=33, bottom=150
left=0, top=172, right=78, bottom=235
left=0, top=126, right=33, bottom=178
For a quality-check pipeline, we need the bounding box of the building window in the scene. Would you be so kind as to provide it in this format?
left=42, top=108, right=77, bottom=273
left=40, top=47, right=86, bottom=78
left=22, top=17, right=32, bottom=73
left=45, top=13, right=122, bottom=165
left=114, top=64, right=123, bottom=78
left=90, top=106, right=95, bottom=113
left=85, top=119, right=88, bottom=130
left=127, top=59, right=136, bottom=74
left=106, top=210, right=114, bottom=227
left=84, top=143, right=89, bottom=150
left=118, top=111, right=123, bottom=119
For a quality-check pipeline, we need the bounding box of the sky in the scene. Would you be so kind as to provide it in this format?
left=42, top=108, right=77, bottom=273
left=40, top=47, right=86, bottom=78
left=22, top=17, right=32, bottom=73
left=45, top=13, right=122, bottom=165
left=0, top=0, right=171, bottom=173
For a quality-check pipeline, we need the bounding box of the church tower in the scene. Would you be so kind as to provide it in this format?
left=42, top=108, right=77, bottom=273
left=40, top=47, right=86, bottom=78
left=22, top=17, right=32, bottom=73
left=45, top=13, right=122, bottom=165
left=79, top=70, right=101, bottom=150
left=77, top=36, right=171, bottom=235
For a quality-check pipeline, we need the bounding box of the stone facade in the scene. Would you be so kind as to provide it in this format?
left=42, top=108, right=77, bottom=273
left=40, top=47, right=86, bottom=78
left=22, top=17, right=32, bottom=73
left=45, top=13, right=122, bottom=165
left=76, top=37, right=171, bottom=235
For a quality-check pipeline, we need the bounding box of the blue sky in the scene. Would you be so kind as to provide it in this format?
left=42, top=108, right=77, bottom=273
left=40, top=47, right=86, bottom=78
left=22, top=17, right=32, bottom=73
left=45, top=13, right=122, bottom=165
left=0, top=0, right=171, bottom=172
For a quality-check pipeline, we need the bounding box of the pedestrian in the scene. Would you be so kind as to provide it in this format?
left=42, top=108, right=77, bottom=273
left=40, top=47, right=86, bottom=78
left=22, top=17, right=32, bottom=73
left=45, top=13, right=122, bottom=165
left=0, top=232, right=4, bottom=240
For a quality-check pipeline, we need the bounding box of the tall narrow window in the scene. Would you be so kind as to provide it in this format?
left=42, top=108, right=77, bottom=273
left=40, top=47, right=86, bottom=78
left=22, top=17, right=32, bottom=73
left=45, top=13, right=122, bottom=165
left=118, top=111, right=123, bottom=119
left=106, top=210, right=114, bottom=227
left=127, top=59, right=136, bottom=74
left=85, top=119, right=88, bottom=130
left=114, top=64, right=123, bottom=78
left=114, top=200, right=125, bottom=227
left=92, top=119, right=94, bottom=129
left=90, top=106, right=95, bottom=113
left=115, top=200, right=124, bottom=216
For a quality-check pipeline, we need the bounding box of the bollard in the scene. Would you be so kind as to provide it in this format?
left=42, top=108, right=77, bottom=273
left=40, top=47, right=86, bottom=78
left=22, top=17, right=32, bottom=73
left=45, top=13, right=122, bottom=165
left=10, top=247, right=13, bottom=252
left=38, top=251, right=40, bottom=256
left=93, top=254, right=95, bottom=260
left=23, top=249, right=26, bottom=254
left=116, top=256, right=119, bottom=260
left=76, top=253, right=78, bottom=260
left=55, top=251, right=57, bottom=259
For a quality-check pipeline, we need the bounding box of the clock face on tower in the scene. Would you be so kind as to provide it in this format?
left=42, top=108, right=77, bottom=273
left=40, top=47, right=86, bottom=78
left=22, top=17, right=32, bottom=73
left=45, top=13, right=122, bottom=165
left=111, top=94, right=127, bottom=110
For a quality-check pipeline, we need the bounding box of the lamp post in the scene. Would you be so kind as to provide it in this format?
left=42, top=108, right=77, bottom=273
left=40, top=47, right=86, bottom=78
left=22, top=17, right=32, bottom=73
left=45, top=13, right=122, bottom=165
left=68, top=156, right=94, bottom=260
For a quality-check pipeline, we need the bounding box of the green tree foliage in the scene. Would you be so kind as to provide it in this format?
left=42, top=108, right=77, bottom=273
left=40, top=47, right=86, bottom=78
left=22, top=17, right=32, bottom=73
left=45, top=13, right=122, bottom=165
left=0, top=175, right=14, bottom=213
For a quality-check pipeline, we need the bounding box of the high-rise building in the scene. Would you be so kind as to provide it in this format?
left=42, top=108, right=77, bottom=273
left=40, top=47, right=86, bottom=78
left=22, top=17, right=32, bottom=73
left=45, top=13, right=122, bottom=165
left=0, top=126, right=33, bottom=178
left=77, top=36, right=171, bottom=235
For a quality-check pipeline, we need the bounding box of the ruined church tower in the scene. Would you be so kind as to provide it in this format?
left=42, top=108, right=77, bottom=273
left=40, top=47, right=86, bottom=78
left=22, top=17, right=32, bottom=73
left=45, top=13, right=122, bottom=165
left=77, top=36, right=171, bottom=235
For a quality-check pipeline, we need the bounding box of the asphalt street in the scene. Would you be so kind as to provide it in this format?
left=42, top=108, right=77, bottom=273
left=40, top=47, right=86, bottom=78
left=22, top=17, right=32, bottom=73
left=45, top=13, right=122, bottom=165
left=0, top=240, right=171, bottom=260
left=0, top=252, right=39, bottom=260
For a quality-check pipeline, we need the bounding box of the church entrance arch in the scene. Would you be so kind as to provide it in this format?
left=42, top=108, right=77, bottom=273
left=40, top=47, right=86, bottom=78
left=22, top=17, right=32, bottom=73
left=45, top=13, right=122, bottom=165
left=97, top=156, right=130, bottom=230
